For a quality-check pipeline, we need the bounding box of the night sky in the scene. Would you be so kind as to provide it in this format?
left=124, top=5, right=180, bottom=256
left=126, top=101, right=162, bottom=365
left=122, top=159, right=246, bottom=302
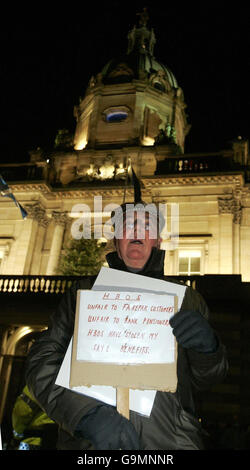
left=0, top=2, right=249, bottom=163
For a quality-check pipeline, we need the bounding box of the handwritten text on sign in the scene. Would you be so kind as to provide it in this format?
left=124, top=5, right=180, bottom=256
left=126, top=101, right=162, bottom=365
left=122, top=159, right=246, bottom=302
left=76, top=290, right=176, bottom=364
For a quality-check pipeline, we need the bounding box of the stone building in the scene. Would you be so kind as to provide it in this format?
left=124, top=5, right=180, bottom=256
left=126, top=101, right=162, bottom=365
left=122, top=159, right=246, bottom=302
left=0, top=16, right=249, bottom=282
left=0, top=13, right=249, bottom=446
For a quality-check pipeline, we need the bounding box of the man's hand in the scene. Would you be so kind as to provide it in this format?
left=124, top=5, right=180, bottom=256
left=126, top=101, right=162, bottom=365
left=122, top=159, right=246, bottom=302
left=169, top=310, right=218, bottom=353
left=75, top=405, right=140, bottom=450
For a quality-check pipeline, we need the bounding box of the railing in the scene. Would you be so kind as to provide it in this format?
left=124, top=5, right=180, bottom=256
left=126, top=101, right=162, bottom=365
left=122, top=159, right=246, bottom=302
left=156, top=154, right=242, bottom=175
left=1, top=157, right=249, bottom=187
left=0, top=275, right=83, bottom=294
left=0, top=274, right=198, bottom=294
left=0, top=164, right=44, bottom=182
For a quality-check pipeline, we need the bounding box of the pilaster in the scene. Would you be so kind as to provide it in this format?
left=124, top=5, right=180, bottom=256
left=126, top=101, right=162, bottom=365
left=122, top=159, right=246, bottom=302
left=218, top=197, right=233, bottom=274
left=46, top=211, right=68, bottom=275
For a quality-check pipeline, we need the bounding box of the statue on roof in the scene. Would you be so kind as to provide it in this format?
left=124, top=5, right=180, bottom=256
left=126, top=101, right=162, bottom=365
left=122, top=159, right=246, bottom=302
left=127, top=8, right=155, bottom=56
left=136, top=7, right=149, bottom=27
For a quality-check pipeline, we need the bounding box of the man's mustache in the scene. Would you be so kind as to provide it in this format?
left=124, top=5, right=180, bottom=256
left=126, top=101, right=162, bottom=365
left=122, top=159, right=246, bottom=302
left=129, top=239, right=144, bottom=245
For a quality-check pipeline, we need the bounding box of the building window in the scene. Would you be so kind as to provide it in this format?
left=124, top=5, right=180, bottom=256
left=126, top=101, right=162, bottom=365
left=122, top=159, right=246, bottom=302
left=102, top=106, right=130, bottom=124
left=178, top=250, right=201, bottom=275
left=153, top=81, right=165, bottom=92
left=106, top=111, right=128, bottom=123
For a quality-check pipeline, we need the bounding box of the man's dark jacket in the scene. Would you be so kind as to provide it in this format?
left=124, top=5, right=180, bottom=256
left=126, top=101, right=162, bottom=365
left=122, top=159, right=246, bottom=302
left=25, top=248, right=228, bottom=450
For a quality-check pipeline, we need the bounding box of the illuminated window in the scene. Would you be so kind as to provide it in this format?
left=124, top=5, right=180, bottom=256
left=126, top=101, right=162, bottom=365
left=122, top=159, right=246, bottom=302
left=106, top=111, right=128, bottom=123
left=178, top=250, right=201, bottom=275
left=103, top=106, right=130, bottom=124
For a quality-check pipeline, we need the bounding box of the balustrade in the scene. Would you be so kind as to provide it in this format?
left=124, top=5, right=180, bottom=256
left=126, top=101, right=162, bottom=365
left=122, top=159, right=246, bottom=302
left=0, top=274, right=197, bottom=294
left=0, top=275, right=82, bottom=294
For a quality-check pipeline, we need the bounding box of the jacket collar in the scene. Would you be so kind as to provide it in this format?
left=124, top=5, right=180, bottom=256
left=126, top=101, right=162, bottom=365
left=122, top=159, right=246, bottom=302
left=106, top=247, right=165, bottom=278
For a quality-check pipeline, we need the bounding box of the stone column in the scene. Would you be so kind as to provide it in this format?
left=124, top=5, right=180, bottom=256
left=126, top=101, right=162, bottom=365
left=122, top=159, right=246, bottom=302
left=9, top=202, right=46, bottom=274
left=30, top=215, right=50, bottom=275
left=240, top=206, right=250, bottom=282
left=204, top=241, right=209, bottom=274
left=218, top=197, right=233, bottom=274
left=46, top=211, right=67, bottom=275
left=232, top=194, right=242, bottom=275
left=164, top=249, right=175, bottom=275
left=24, top=203, right=50, bottom=275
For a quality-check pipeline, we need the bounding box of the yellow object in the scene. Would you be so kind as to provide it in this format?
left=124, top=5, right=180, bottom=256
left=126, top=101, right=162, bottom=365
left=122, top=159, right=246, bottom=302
left=12, top=385, right=55, bottom=450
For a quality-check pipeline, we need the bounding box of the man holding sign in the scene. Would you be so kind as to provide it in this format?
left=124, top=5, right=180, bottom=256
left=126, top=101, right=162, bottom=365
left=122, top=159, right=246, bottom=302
left=26, top=202, right=228, bottom=450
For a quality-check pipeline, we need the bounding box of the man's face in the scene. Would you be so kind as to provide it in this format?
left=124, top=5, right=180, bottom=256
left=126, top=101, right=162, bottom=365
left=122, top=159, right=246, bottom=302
left=115, top=211, right=160, bottom=269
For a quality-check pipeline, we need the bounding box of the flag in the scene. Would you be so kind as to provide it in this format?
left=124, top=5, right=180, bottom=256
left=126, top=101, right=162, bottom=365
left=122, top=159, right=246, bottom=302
left=0, top=174, right=28, bottom=219
left=130, top=167, right=142, bottom=203
left=126, top=160, right=142, bottom=204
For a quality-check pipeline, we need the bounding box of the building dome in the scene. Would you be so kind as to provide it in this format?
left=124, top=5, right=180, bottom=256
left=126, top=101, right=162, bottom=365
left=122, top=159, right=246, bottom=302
left=101, top=53, right=178, bottom=90
left=74, top=9, right=189, bottom=154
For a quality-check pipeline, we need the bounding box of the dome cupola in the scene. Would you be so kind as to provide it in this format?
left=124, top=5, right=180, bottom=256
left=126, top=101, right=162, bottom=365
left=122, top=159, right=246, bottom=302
left=73, top=9, right=190, bottom=157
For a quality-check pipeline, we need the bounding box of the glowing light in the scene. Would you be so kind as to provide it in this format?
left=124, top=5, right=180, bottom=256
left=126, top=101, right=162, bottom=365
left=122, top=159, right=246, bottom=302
left=74, top=137, right=88, bottom=150
left=179, top=250, right=201, bottom=258
left=99, top=164, right=115, bottom=179
left=141, top=136, right=155, bottom=146
left=116, top=163, right=126, bottom=176
left=86, top=164, right=95, bottom=176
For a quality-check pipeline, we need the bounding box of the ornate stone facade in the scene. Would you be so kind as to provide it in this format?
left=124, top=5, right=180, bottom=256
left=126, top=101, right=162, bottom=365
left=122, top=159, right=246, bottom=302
left=0, top=18, right=249, bottom=281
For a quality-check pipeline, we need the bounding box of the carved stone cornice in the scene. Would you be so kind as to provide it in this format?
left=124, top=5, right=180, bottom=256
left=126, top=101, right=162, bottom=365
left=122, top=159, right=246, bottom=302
left=218, top=195, right=242, bottom=224
left=51, top=211, right=68, bottom=226
left=218, top=196, right=234, bottom=214
left=9, top=173, right=245, bottom=200
left=143, top=174, right=244, bottom=188
left=11, top=183, right=51, bottom=194
left=24, top=202, right=50, bottom=226
left=40, top=217, right=51, bottom=228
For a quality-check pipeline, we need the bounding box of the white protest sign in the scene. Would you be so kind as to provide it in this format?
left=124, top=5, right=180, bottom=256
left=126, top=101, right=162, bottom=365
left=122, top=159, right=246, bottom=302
left=56, top=338, right=157, bottom=416
left=57, top=268, right=187, bottom=411
left=76, top=290, right=176, bottom=365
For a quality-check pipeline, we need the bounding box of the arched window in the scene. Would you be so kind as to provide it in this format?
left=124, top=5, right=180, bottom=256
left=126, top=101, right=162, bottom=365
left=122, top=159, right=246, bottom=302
left=103, top=106, right=130, bottom=124
left=106, top=111, right=128, bottom=123
left=153, top=81, right=165, bottom=92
